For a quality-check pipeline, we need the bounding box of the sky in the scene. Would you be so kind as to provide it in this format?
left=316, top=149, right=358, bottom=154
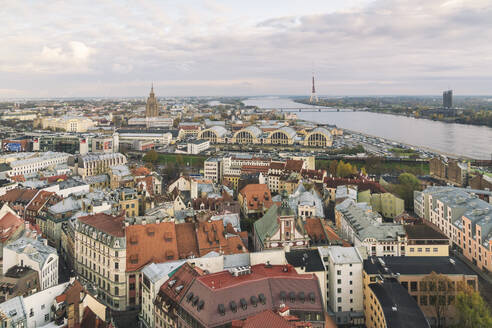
left=1, top=0, right=492, bottom=98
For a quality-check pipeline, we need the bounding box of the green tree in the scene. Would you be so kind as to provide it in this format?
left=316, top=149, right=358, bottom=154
left=336, top=161, right=356, bottom=178
left=143, top=150, right=158, bottom=163
left=360, top=166, right=367, bottom=176
left=389, top=173, right=421, bottom=210
left=455, top=287, right=492, bottom=328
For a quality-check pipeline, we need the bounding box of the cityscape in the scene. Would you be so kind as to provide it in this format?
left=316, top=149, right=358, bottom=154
left=1, top=1, right=492, bottom=328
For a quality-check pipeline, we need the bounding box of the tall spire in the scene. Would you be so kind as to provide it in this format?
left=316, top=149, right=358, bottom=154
left=150, top=82, right=154, bottom=95
left=309, top=74, right=318, bottom=103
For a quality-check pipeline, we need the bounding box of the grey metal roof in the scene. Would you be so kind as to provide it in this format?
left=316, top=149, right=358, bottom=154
left=421, top=186, right=492, bottom=247
left=0, top=296, right=26, bottom=325
left=142, top=261, right=186, bottom=284
left=5, top=237, right=57, bottom=269
left=336, top=199, right=405, bottom=241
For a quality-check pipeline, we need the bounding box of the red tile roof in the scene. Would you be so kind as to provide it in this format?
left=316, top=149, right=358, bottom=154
left=324, top=177, right=386, bottom=193
left=198, top=264, right=304, bottom=289
left=78, top=213, right=125, bottom=237
left=125, top=221, right=179, bottom=272
left=157, top=262, right=203, bottom=304
left=0, top=188, right=38, bottom=204
left=40, top=175, right=68, bottom=183
left=285, top=160, right=303, bottom=173
left=241, top=165, right=269, bottom=174
left=232, top=310, right=298, bottom=328
left=0, top=211, right=23, bottom=242
left=195, top=220, right=247, bottom=257
left=176, top=222, right=199, bottom=259
left=132, top=166, right=151, bottom=176
left=304, top=218, right=327, bottom=244
left=26, top=191, right=57, bottom=213
left=239, top=184, right=273, bottom=211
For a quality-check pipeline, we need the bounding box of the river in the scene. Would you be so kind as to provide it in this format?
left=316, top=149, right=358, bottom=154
left=243, top=97, right=492, bottom=160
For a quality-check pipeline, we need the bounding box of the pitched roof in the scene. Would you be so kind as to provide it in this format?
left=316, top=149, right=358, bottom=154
left=284, top=160, right=303, bottom=173
left=303, top=218, right=327, bottom=244
left=0, top=211, right=23, bottom=242
left=254, top=204, right=280, bottom=246
left=180, top=264, right=323, bottom=328
left=239, top=184, right=273, bottom=211
left=175, top=222, right=199, bottom=259
left=78, top=213, right=125, bottom=237
left=195, top=220, right=247, bottom=257
left=156, top=262, right=202, bottom=305
left=232, top=310, right=297, bottom=328
left=26, top=191, right=57, bottom=213
left=125, top=221, right=179, bottom=272
left=0, top=188, right=38, bottom=204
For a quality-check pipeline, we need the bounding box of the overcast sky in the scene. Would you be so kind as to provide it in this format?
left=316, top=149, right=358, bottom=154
left=2, top=0, right=492, bottom=98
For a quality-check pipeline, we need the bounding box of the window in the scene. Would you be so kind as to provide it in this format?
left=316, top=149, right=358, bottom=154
left=115, top=262, right=119, bottom=270
left=418, top=248, right=422, bottom=252
left=425, top=248, right=430, bottom=252
left=337, top=288, right=341, bottom=293
left=45, top=314, right=49, bottom=321
left=433, top=248, right=438, bottom=252
left=420, top=295, right=427, bottom=305
left=41, top=304, right=45, bottom=309
left=410, top=282, right=418, bottom=292
left=337, top=297, right=342, bottom=302
left=115, top=274, right=119, bottom=282
left=337, top=270, right=341, bottom=275
left=337, top=279, right=341, bottom=284
left=115, top=287, right=119, bottom=296
left=419, top=281, right=427, bottom=291
left=350, top=271, right=353, bottom=276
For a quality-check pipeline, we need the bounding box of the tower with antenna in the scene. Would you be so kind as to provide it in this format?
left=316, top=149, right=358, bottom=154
left=309, top=74, right=318, bottom=103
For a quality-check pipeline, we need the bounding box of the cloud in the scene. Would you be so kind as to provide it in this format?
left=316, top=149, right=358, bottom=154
left=0, top=0, right=491, bottom=97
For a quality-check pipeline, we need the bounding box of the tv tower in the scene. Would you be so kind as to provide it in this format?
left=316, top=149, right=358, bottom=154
left=309, top=74, right=318, bottom=103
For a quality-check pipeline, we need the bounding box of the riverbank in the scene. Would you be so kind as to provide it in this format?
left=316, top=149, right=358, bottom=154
left=294, top=99, right=492, bottom=129
left=243, top=97, right=492, bottom=160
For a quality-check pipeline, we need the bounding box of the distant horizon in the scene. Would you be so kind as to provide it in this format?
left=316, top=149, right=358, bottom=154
left=2, top=93, right=492, bottom=102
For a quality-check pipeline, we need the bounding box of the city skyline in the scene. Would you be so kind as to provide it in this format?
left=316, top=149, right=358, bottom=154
left=2, top=0, right=492, bottom=97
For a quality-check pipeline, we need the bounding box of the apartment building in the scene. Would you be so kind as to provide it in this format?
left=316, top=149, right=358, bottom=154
left=75, top=152, right=127, bottom=178
left=8, top=152, right=70, bottom=176
left=203, top=157, right=223, bottom=183
left=75, top=213, right=127, bottom=310
left=155, top=263, right=325, bottom=328
left=404, top=224, right=449, bottom=257
left=3, top=237, right=59, bottom=290
left=40, top=115, right=95, bottom=132
left=318, top=246, right=364, bottom=326
left=364, top=278, right=429, bottom=328
left=414, top=186, right=492, bottom=272
left=363, top=256, right=478, bottom=326
left=335, top=199, right=406, bottom=257
left=140, top=261, right=186, bottom=328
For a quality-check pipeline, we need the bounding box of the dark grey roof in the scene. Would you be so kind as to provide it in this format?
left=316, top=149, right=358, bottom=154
left=285, top=249, right=325, bottom=272
left=0, top=163, right=12, bottom=172
left=404, top=224, right=448, bottom=240
left=364, top=256, right=476, bottom=276
left=370, top=278, right=430, bottom=328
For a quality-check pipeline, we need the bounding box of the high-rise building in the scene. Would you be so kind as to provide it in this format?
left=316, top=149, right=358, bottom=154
left=145, top=84, right=159, bottom=117
left=443, top=89, right=453, bottom=108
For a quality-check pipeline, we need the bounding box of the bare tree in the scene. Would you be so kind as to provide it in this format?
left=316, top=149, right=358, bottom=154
left=422, top=271, right=454, bottom=328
